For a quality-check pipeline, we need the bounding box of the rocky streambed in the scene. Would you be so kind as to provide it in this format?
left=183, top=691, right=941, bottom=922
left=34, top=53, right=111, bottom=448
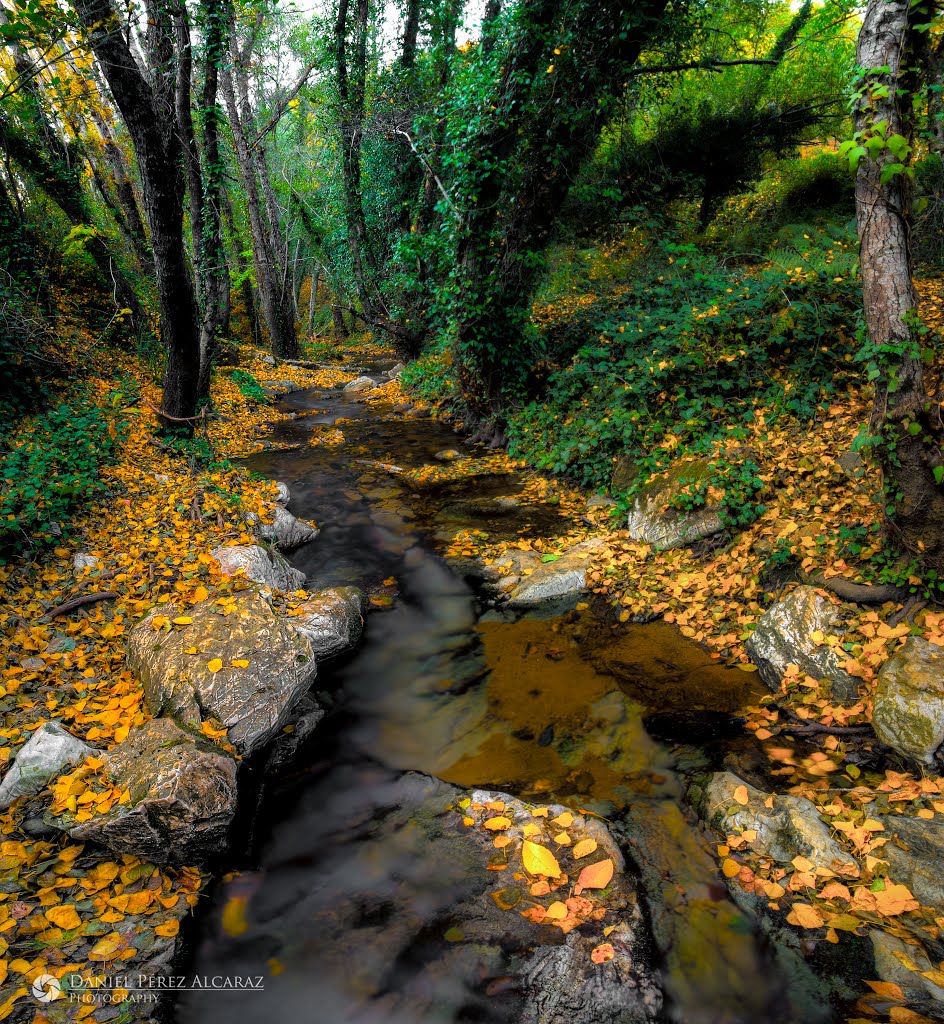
left=168, top=363, right=883, bottom=1024
left=7, top=357, right=941, bottom=1024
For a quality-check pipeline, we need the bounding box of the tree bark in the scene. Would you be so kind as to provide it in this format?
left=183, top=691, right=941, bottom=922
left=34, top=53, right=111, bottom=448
left=221, top=21, right=299, bottom=360
left=73, top=0, right=201, bottom=422
left=854, top=0, right=944, bottom=568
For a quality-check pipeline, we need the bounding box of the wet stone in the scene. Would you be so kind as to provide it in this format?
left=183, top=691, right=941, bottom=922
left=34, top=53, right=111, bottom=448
left=180, top=771, right=661, bottom=1024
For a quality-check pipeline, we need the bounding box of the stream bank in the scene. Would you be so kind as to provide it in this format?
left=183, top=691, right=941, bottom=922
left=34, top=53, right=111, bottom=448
left=174, top=356, right=873, bottom=1024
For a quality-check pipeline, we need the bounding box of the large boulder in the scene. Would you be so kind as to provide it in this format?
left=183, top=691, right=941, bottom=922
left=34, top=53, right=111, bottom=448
left=0, top=722, right=95, bottom=808
left=127, top=591, right=319, bottom=755
left=506, top=539, right=604, bottom=610
left=872, top=637, right=944, bottom=763
left=290, top=587, right=366, bottom=658
left=626, top=460, right=725, bottom=550
left=343, top=375, right=376, bottom=392
left=703, top=772, right=857, bottom=873
left=274, top=480, right=291, bottom=504
left=180, top=771, right=661, bottom=1024
left=745, top=586, right=859, bottom=702
left=211, top=542, right=306, bottom=592
left=67, top=717, right=237, bottom=864
left=870, top=930, right=944, bottom=1008
left=259, top=505, right=319, bottom=550
left=878, top=814, right=944, bottom=910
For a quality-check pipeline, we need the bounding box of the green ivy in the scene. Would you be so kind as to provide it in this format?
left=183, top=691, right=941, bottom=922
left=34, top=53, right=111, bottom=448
left=0, top=390, right=127, bottom=559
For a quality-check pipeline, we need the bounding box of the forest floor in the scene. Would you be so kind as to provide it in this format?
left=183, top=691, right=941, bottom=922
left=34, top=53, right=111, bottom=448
left=2, top=313, right=944, bottom=1020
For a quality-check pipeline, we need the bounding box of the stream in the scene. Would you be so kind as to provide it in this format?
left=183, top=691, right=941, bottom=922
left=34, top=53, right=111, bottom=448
left=175, top=362, right=858, bottom=1024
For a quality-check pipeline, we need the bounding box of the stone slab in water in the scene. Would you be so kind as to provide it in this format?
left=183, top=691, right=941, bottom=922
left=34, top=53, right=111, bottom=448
left=179, top=770, right=661, bottom=1024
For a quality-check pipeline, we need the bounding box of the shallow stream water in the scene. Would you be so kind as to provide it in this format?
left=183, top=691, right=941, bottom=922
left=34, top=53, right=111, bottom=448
left=177, top=365, right=853, bottom=1024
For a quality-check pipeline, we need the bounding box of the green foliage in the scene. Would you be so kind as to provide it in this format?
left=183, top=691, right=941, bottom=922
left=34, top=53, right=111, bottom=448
left=0, top=390, right=126, bottom=557
left=668, top=454, right=768, bottom=528
left=508, top=232, right=862, bottom=499
left=914, top=153, right=944, bottom=268
left=230, top=368, right=269, bottom=404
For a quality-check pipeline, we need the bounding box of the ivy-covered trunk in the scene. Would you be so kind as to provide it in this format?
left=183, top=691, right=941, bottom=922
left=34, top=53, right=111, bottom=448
left=74, top=0, right=201, bottom=423
left=853, top=0, right=944, bottom=570
left=452, top=0, right=667, bottom=428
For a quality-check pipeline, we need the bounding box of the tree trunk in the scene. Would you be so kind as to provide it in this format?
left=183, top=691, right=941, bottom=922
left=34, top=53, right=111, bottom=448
left=221, top=18, right=299, bottom=360
left=307, top=268, right=319, bottom=336
left=74, top=0, right=200, bottom=423
left=854, top=0, right=944, bottom=567
left=331, top=301, right=350, bottom=339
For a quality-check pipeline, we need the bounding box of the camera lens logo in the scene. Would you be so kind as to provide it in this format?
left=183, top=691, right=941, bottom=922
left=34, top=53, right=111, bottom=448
left=31, top=974, right=62, bottom=1002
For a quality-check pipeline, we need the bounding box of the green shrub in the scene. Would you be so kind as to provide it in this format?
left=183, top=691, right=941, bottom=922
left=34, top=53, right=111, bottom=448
left=508, top=232, right=861, bottom=501
left=230, top=368, right=269, bottom=404
left=0, top=391, right=125, bottom=557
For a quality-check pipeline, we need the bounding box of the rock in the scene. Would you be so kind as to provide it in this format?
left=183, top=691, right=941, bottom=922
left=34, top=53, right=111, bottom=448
left=406, top=406, right=431, bottom=418
left=274, top=481, right=291, bottom=504
left=386, top=362, right=406, bottom=377
left=611, top=454, right=639, bottom=493
left=68, top=718, right=236, bottom=863
left=587, top=493, right=618, bottom=510
left=872, top=637, right=944, bottom=762
left=181, top=771, right=661, bottom=1024
left=878, top=814, right=944, bottom=910
left=434, top=449, right=460, bottom=462
left=211, top=543, right=306, bottom=592
left=73, top=552, right=101, bottom=572
left=0, top=722, right=95, bottom=808
left=617, top=800, right=824, bottom=1024
left=745, top=586, right=860, bottom=702
left=626, top=460, right=725, bottom=550
left=703, top=772, right=857, bottom=873
left=506, top=539, right=604, bottom=610
left=343, top=375, right=375, bottom=392
left=870, top=929, right=944, bottom=1006
left=262, top=353, right=276, bottom=365
left=19, top=657, right=45, bottom=671
left=393, top=402, right=413, bottom=413
left=259, top=505, right=319, bottom=550
left=290, top=587, right=366, bottom=659
left=128, top=592, right=318, bottom=755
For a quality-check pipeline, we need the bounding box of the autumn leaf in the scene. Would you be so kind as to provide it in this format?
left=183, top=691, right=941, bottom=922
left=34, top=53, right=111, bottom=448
left=484, top=816, right=512, bottom=831
left=572, top=838, right=597, bottom=859
left=207, top=658, right=224, bottom=673
left=522, top=840, right=561, bottom=878
left=864, top=979, right=905, bottom=1001
left=575, top=858, right=614, bottom=893
left=221, top=895, right=249, bottom=937
left=45, top=905, right=81, bottom=930
left=591, top=942, right=615, bottom=964
left=786, top=903, right=824, bottom=929
left=721, top=858, right=741, bottom=878
left=544, top=901, right=567, bottom=920
left=733, top=785, right=749, bottom=805
left=154, top=919, right=179, bottom=937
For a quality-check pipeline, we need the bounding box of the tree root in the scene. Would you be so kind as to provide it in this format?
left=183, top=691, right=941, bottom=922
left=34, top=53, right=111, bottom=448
left=40, top=591, right=119, bottom=621
left=805, top=572, right=909, bottom=605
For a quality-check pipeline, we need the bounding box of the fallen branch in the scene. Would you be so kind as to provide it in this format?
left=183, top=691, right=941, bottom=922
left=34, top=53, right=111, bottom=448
left=781, top=721, right=873, bottom=737
left=888, top=595, right=928, bottom=628
left=806, top=572, right=909, bottom=605
left=354, top=458, right=404, bottom=474
left=40, top=591, right=119, bottom=621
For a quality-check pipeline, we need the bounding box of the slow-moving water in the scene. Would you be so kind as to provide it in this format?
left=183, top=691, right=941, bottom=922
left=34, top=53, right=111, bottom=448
left=178, top=370, right=847, bottom=1024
